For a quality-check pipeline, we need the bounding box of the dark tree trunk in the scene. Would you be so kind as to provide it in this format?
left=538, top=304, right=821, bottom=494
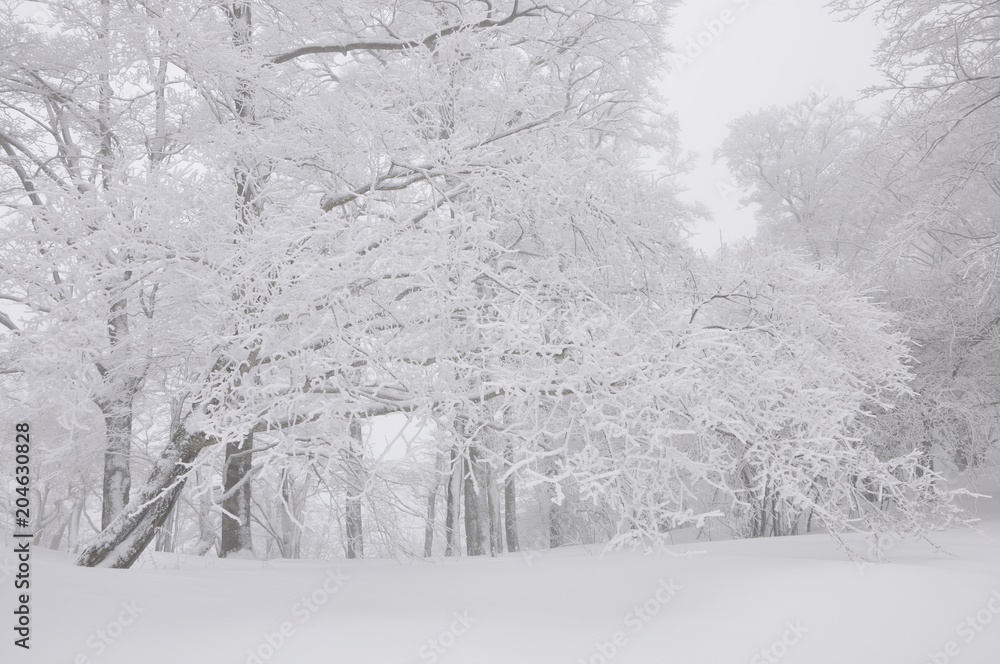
left=220, top=432, right=255, bottom=557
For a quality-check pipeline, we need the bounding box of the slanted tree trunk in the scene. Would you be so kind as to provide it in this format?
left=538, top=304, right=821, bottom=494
left=445, top=446, right=462, bottom=557
left=220, top=432, right=255, bottom=557
left=344, top=420, right=365, bottom=559
left=76, top=426, right=211, bottom=568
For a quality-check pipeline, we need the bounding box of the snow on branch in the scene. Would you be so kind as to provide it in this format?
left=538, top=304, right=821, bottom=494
left=270, top=2, right=547, bottom=64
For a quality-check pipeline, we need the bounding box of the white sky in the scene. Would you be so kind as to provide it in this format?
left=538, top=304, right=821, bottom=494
left=663, top=0, right=885, bottom=252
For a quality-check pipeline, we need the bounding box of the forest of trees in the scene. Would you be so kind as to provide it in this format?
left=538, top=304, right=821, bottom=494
left=0, top=0, right=992, bottom=568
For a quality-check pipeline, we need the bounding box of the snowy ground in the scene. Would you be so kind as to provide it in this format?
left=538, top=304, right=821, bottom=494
left=4, top=487, right=1000, bottom=664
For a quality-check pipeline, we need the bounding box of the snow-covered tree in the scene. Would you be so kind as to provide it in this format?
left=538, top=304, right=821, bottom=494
left=0, top=0, right=196, bottom=535
left=31, top=0, right=687, bottom=567
left=825, top=0, right=1000, bottom=476
left=552, top=248, right=968, bottom=548
left=717, top=93, right=880, bottom=268
left=0, top=0, right=973, bottom=568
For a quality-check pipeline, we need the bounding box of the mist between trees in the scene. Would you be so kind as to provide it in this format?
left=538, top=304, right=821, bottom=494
left=0, top=0, right=990, bottom=568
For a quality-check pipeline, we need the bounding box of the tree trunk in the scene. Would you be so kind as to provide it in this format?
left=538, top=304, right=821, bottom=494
left=220, top=432, right=255, bottom=557
left=916, top=438, right=934, bottom=477
left=757, top=479, right=770, bottom=539
left=544, top=448, right=566, bottom=549
left=76, top=426, right=210, bottom=568
left=344, top=487, right=363, bottom=559
left=445, top=446, right=461, bottom=557
left=464, top=445, right=485, bottom=556
left=504, top=445, right=519, bottom=552
left=216, top=0, right=265, bottom=560
left=344, top=420, right=365, bottom=559
left=423, top=486, right=438, bottom=557
left=486, top=461, right=502, bottom=555
left=185, top=468, right=218, bottom=556
left=423, top=450, right=444, bottom=557
left=48, top=515, right=67, bottom=551
left=94, top=0, right=139, bottom=533
left=279, top=466, right=301, bottom=559
left=476, top=450, right=491, bottom=554
left=99, top=386, right=134, bottom=530
left=47, top=487, right=71, bottom=552
left=68, top=495, right=83, bottom=554
left=548, top=481, right=564, bottom=548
